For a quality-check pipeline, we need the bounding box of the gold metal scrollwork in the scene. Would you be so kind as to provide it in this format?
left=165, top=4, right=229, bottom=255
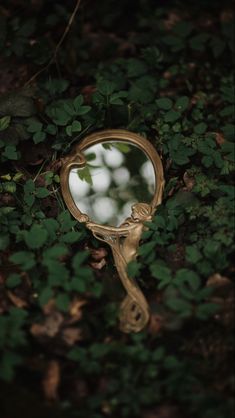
left=60, top=129, right=164, bottom=333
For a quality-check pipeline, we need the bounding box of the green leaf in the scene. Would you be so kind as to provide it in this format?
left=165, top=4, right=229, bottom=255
left=150, top=263, right=171, bottom=281
left=175, top=96, right=189, bottom=112
left=71, top=120, right=82, bottom=132
left=6, top=274, right=21, bottom=288
left=39, top=287, right=53, bottom=306
left=0, top=234, right=10, bottom=250
left=127, top=58, right=147, bottom=77
left=24, top=224, right=48, bottom=249
left=46, top=124, right=57, bottom=135
left=156, top=98, right=173, bottom=110
left=127, top=261, right=141, bottom=278
left=27, top=120, right=43, bottom=133
left=35, top=187, right=50, bottom=198
left=202, top=155, right=213, bottom=167
left=189, top=33, right=210, bottom=51
left=98, top=80, right=116, bottom=96
left=0, top=115, right=11, bottom=131
left=2, top=145, right=18, bottom=160
left=194, top=122, right=207, bottom=134
left=72, top=251, right=89, bottom=273
left=166, top=297, right=192, bottom=315
left=196, top=303, right=219, bottom=320
left=43, top=244, right=68, bottom=259
left=0, top=351, right=22, bottom=381
left=33, top=131, right=46, bottom=143
left=175, top=268, right=201, bottom=291
left=76, top=106, right=91, bottom=115
left=9, top=251, right=36, bottom=270
left=185, top=246, right=202, bottom=264
left=139, top=241, right=156, bottom=256
left=73, top=95, right=84, bottom=110
left=164, top=110, right=181, bottom=123
left=77, top=166, right=93, bottom=185
left=62, top=231, right=82, bottom=243
left=56, top=293, right=70, bottom=312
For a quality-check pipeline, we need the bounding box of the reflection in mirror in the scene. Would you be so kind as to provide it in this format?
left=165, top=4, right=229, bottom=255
left=69, top=142, right=156, bottom=226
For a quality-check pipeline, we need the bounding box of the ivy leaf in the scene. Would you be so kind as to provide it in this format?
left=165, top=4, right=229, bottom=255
left=77, top=166, right=93, bottom=185
left=127, top=260, right=141, bottom=278
left=194, top=122, right=207, bottom=134
left=2, top=145, right=18, bottom=160
left=185, top=246, right=202, bottom=264
left=6, top=274, right=21, bottom=288
left=166, top=297, right=192, bottom=316
left=164, top=110, right=181, bottom=123
left=71, top=120, right=82, bottom=132
left=39, top=287, right=53, bottom=306
left=196, top=303, right=219, bottom=320
left=0, top=115, right=11, bottom=131
left=9, top=251, right=36, bottom=270
left=0, top=351, right=22, bottom=381
left=24, top=224, right=48, bottom=249
left=35, top=187, right=50, bottom=198
left=156, top=98, right=173, bottom=110
left=56, top=293, right=70, bottom=312
left=97, top=80, right=116, bottom=96
left=175, top=96, right=189, bottom=112
left=27, top=120, right=43, bottom=133
left=33, top=131, right=46, bottom=143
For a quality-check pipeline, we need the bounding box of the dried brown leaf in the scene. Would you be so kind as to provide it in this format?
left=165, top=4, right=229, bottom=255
left=30, top=312, right=64, bottom=338
left=62, top=327, right=83, bottom=346
left=7, top=290, right=28, bottom=308
left=69, top=298, right=87, bottom=320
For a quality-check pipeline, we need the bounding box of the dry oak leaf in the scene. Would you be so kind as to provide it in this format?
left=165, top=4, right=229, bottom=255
left=183, top=171, right=195, bottom=191
left=214, top=132, right=226, bottom=146
left=42, top=360, right=60, bottom=401
left=69, top=298, right=87, bottom=320
left=62, top=327, right=83, bottom=346
left=30, top=312, right=64, bottom=338
left=7, top=290, right=28, bottom=308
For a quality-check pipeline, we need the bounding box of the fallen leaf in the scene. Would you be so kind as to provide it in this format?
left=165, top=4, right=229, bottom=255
left=69, top=298, right=87, bottom=320
left=42, top=360, right=60, bottom=401
left=183, top=171, right=195, bottom=191
left=90, top=258, right=106, bottom=270
left=215, top=132, right=226, bottom=146
left=206, top=273, right=232, bottom=289
left=62, top=327, right=83, bottom=346
left=7, top=290, right=28, bottom=308
left=30, top=312, right=64, bottom=338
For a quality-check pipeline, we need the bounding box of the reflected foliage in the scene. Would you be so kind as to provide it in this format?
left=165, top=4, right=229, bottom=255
left=69, top=142, right=155, bottom=225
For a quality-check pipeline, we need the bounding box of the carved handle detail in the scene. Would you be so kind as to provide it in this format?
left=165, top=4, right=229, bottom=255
left=91, top=223, right=150, bottom=333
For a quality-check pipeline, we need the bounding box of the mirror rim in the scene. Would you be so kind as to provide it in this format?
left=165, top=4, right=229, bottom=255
left=60, top=129, right=165, bottom=224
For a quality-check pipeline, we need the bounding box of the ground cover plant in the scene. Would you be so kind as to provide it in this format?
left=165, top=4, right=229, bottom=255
left=0, top=0, right=234, bottom=417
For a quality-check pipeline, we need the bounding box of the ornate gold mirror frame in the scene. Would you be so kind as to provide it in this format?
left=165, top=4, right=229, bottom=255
left=60, top=129, right=164, bottom=333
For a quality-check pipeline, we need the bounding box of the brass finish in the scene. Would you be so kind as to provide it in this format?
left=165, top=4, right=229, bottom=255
left=60, top=129, right=164, bottom=333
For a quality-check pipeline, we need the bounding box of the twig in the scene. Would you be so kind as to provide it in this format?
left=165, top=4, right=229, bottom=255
left=24, top=0, right=82, bottom=87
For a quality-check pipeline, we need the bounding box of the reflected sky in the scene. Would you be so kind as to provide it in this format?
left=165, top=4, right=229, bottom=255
left=69, top=142, right=156, bottom=226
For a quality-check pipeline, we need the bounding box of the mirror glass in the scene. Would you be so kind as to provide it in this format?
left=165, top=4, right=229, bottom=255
left=69, top=141, right=156, bottom=226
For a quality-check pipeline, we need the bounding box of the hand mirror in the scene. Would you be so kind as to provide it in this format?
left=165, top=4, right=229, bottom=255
left=60, top=129, right=164, bottom=333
